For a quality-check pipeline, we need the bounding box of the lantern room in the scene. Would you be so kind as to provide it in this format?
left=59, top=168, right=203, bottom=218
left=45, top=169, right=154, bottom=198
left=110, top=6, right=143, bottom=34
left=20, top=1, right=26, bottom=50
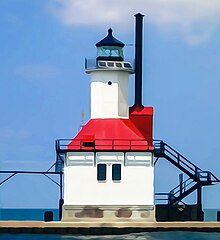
left=96, top=28, right=124, bottom=61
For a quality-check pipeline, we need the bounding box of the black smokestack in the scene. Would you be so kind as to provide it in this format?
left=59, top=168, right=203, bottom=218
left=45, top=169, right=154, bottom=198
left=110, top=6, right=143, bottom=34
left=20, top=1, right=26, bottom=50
left=134, top=13, right=144, bottom=107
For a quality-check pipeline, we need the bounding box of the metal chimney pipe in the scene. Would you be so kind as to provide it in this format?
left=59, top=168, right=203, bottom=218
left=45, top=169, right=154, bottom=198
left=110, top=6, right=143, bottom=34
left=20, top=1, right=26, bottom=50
left=134, top=13, right=144, bottom=107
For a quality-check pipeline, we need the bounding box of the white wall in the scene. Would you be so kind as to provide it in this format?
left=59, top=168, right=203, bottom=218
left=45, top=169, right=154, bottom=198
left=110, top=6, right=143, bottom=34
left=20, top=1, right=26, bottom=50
left=64, top=152, right=154, bottom=206
left=90, top=70, right=129, bottom=119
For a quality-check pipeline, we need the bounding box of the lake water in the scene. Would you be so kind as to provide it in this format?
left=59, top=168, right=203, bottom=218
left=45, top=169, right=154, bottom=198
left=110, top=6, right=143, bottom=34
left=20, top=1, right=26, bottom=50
left=1, top=232, right=220, bottom=240
left=0, top=209, right=220, bottom=240
left=0, top=208, right=219, bottom=221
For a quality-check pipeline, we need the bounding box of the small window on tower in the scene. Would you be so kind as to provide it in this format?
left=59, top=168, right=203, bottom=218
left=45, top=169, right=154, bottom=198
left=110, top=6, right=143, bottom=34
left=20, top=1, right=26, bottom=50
left=112, top=164, right=121, bottom=181
left=123, top=63, right=132, bottom=68
left=97, top=164, right=106, bottom=181
left=116, top=62, right=122, bottom=68
left=107, top=62, right=114, bottom=67
left=98, top=61, right=106, bottom=67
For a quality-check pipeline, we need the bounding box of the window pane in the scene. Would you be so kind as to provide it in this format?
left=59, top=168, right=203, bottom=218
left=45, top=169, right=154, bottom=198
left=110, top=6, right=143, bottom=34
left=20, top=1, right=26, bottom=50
left=123, top=63, right=132, bottom=68
left=110, top=49, right=119, bottom=57
left=116, top=63, right=122, bottom=67
left=107, top=62, right=114, bottom=67
left=99, top=61, right=106, bottom=67
left=112, top=164, right=121, bottom=181
left=97, top=164, right=106, bottom=181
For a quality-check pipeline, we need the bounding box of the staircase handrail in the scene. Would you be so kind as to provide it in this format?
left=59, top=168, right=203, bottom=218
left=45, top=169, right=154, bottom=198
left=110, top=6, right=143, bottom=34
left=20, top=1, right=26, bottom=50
left=154, top=140, right=220, bottom=183
left=170, top=178, right=194, bottom=197
left=160, top=141, right=201, bottom=174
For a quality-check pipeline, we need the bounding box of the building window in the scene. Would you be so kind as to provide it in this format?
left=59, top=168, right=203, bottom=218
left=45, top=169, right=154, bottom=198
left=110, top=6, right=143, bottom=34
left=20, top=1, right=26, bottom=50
left=97, top=164, right=106, bottom=181
left=112, top=164, right=121, bottom=181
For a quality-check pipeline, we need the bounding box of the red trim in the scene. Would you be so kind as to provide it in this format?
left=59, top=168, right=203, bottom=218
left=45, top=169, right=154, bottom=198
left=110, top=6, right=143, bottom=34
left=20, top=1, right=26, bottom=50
left=129, top=106, right=153, bottom=143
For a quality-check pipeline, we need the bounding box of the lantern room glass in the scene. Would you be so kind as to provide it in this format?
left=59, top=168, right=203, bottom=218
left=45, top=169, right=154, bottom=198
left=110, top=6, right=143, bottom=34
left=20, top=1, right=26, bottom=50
left=97, top=46, right=124, bottom=59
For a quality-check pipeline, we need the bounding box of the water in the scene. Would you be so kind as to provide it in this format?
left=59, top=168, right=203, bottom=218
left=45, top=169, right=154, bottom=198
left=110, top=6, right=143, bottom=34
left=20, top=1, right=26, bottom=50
left=204, top=209, right=220, bottom=222
left=0, top=232, right=220, bottom=240
left=0, top=208, right=219, bottom=221
left=0, top=209, right=220, bottom=240
left=0, top=208, right=59, bottom=221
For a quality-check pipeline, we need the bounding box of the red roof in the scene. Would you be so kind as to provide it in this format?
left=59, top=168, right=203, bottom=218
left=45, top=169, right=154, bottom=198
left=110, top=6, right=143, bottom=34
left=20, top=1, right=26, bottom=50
left=67, top=106, right=153, bottom=151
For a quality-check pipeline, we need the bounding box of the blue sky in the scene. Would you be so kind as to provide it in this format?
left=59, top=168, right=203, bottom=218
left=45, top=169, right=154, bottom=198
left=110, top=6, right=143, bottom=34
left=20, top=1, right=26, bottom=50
left=1, top=0, right=220, bottom=209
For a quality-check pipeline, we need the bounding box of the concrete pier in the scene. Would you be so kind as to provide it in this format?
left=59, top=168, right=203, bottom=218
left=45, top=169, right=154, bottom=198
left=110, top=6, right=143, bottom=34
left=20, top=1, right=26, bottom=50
left=0, top=221, right=220, bottom=234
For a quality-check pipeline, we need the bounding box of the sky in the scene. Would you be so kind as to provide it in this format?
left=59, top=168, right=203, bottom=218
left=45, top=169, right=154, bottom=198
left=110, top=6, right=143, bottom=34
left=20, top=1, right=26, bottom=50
left=1, top=0, right=220, bottom=210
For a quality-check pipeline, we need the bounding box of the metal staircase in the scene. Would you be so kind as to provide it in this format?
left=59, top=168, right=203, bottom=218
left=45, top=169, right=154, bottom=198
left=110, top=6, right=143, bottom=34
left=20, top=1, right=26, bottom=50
left=154, top=140, right=219, bottom=205
left=55, top=140, right=65, bottom=173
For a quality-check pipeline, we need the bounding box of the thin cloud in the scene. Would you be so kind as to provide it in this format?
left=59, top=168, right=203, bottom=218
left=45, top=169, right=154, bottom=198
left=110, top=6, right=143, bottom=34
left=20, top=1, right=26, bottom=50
left=3, top=13, right=24, bottom=26
left=48, top=0, right=220, bottom=45
left=0, top=127, right=30, bottom=140
left=14, top=64, right=63, bottom=79
left=1, top=160, right=51, bottom=164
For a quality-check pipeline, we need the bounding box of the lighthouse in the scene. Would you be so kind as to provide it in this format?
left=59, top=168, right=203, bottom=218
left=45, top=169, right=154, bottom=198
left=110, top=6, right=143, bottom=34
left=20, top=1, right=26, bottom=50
left=60, top=14, right=154, bottom=222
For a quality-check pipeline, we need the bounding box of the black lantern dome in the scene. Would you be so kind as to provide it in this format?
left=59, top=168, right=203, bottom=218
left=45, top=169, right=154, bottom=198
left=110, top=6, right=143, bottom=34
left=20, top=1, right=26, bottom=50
left=96, top=28, right=125, bottom=61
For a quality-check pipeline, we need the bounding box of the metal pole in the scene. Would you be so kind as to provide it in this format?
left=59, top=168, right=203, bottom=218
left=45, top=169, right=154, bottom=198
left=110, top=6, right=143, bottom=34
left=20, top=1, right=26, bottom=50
left=179, top=173, right=183, bottom=195
left=134, top=13, right=144, bottom=107
left=197, top=185, right=203, bottom=221
left=59, top=173, right=64, bottom=221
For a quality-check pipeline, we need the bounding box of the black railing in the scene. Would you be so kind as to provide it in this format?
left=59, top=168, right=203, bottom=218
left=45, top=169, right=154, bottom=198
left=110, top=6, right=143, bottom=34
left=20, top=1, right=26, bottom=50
left=55, top=139, right=152, bottom=152
left=85, top=58, right=134, bottom=71
left=55, top=138, right=152, bottom=175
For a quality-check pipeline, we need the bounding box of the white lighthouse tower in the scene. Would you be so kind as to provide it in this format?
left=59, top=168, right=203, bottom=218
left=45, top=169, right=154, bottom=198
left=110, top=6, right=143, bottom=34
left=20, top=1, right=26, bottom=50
left=61, top=14, right=155, bottom=222
left=89, top=28, right=132, bottom=119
